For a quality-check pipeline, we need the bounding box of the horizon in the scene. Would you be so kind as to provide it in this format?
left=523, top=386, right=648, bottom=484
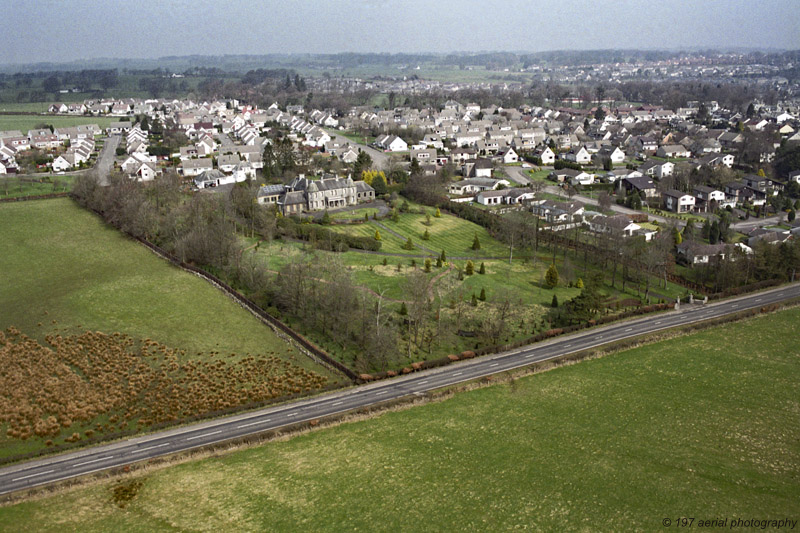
left=5, top=0, right=800, bottom=66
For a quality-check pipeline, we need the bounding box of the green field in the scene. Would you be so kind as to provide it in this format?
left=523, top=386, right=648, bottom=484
left=2, top=307, right=797, bottom=531
left=0, top=114, right=116, bottom=134
left=0, top=199, right=339, bottom=457
left=0, top=175, right=76, bottom=198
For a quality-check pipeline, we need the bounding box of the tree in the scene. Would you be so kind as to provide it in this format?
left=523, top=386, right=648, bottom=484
left=575, top=277, right=584, bottom=289
left=709, top=221, right=720, bottom=244
left=465, top=260, right=474, bottom=275
left=422, top=229, right=430, bottom=240
left=320, top=210, right=331, bottom=225
left=372, top=173, right=387, bottom=195
left=424, top=258, right=432, bottom=272
left=789, top=210, right=796, bottom=222
left=674, top=227, right=683, bottom=245
left=353, top=150, right=372, bottom=177
left=402, top=237, right=415, bottom=250
left=42, top=75, right=60, bottom=94
left=479, top=262, right=486, bottom=274
left=471, top=294, right=478, bottom=307
left=545, top=263, right=559, bottom=288
left=472, top=234, right=481, bottom=250
left=479, top=288, right=486, bottom=301
left=434, top=207, right=441, bottom=218
left=440, top=250, right=447, bottom=263
left=551, top=294, right=559, bottom=308
left=398, top=302, right=408, bottom=315
left=374, top=230, right=381, bottom=241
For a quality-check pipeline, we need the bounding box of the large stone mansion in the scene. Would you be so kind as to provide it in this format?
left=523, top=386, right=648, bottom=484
left=257, top=175, right=375, bottom=215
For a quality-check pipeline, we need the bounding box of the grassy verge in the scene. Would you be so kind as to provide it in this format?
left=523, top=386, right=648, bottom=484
left=0, top=175, right=76, bottom=198
left=2, top=307, right=797, bottom=530
left=0, top=199, right=340, bottom=458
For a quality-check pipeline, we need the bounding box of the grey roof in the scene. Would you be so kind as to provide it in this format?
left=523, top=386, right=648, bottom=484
left=257, top=184, right=285, bottom=197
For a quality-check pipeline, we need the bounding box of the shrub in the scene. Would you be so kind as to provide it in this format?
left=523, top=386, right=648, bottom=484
left=402, top=237, right=415, bottom=250
left=374, top=230, right=381, bottom=241
left=472, top=234, right=481, bottom=250
left=471, top=294, right=478, bottom=306
left=479, top=288, right=486, bottom=301
left=399, top=302, right=408, bottom=315
left=424, top=258, right=432, bottom=272
left=479, top=262, right=486, bottom=274
left=422, top=229, right=430, bottom=240
left=447, top=354, right=459, bottom=362
left=545, top=263, right=559, bottom=288
left=551, top=294, right=559, bottom=308
left=465, top=260, right=474, bottom=275
left=434, top=207, right=441, bottom=218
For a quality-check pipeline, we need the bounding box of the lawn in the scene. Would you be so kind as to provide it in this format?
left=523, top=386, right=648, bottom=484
left=3, top=307, right=797, bottom=531
left=0, top=199, right=339, bottom=458
left=0, top=114, right=116, bottom=134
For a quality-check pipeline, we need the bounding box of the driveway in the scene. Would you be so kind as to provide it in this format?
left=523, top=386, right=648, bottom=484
left=95, top=135, right=120, bottom=185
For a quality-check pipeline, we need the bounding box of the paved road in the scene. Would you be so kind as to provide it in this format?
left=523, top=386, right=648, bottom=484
left=323, top=129, right=390, bottom=168
left=1, top=283, right=798, bottom=496
left=95, top=135, right=120, bottom=185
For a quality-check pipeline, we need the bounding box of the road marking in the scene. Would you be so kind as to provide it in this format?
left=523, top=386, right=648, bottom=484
left=237, top=418, right=270, bottom=429
left=418, top=380, right=428, bottom=385
left=525, top=354, right=536, bottom=358
left=136, top=443, right=169, bottom=453
left=564, top=344, right=571, bottom=348
left=12, top=469, right=54, bottom=482
left=655, top=321, right=662, bottom=325
left=597, top=335, right=603, bottom=340
left=452, top=372, right=463, bottom=377
left=755, top=298, right=762, bottom=302
left=285, top=413, right=296, bottom=417
left=331, top=401, right=343, bottom=406
left=489, top=363, right=499, bottom=367
left=625, top=328, right=633, bottom=332
left=186, top=430, right=222, bottom=441
left=731, top=304, right=738, bottom=308
left=74, top=456, right=114, bottom=468
left=375, top=391, right=387, bottom=396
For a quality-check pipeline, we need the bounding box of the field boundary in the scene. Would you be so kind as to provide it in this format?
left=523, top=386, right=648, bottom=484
left=0, top=192, right=70, bottom=203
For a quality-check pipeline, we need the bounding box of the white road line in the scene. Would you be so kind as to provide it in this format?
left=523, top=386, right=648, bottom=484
left=655, top=321, right=662, bottom=325
left=375, top=391, right=387, bottom=396
left=135, top=443, right=169, bottom=453
left=625, top=328, right=633, bottom=332
left=525, top=354, right=536, bottom=358
left=285, top=413, right=296, bottom=417
left=453, top=372, right=463, bottom=377
left=12, top=469, right=54, bottom=482
left=489, top=363, right=499, bottom=367
left=237, top=418, right=270, bottom=429
left=564, top=344, right=572, bottom=348
left=73, top=456, right=113, bottom=468
left=331, top=401, right=343, bottom=406
left=755, top=298, right=762, bottom=302
left=186, top=430, right=222, bottom=441
left=418, top=380, right=428, bottom=385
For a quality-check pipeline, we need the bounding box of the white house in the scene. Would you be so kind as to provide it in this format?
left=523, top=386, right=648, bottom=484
left=656, top=144, right=691, bottom=158
left=497, top=147, right=519, bottom=164
left=563, top=146, right=591, bottom=164
left=662, top=190, right=696, bottom=213
left=179, top=158, right=214, bottom=177
left=375, top=134, right=408, bottom=152
left=535, top=146, right=556, bottom=165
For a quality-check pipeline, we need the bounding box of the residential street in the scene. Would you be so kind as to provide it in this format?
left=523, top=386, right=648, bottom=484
left=323, top=128, right=390, bottom=168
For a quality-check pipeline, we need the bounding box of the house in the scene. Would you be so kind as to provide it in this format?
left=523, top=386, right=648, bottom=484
left=592, top=145, right=625, bottom=165
left=589, top=214, right=642, bottom=238
left=534, top=146, right=556, bottom=165
left=693, top=185, right=727, bottom=211
left=604, top=168, right=642, bottom=184
left=549, top=168, right=593, bottom=185
left=497, top=146, right=519, bottom=164
left=132, top=161, right=159, bottom=182
left=51, top=154, right=76, bottom=172
left=531, top=200, right=585, bottom=223
left=638, top=160, right=674, bottom=179
left=179, top=158, right=214, bottom=177
left=636, top=136, right=659, bottom=153
left=662, top=190, right=696, bottom=213
left=656, top=144, right=691, bottom=158
left=475, top=187, right=536, bottom=206
left=106, top=122, right=132, bottom=135
left=275, top=175, right=374, bottom=215
left=217, top=154, right=241, bottom=173
left=462, top=159, right=494, bottom=178
left=620, top=176, right=658, bottom=198
left=193, top=169, right=244, bottom=189
left=789, top=170, right=800, bottom=184
left=563, top=146, right=591, bottom=164
left=449, top=177, right=509, bottom=195
left=698, top=153, right=735, bottom=168
left=410, top=148, right=437, bottom=162
left=676, top=242, right=729, bottom=266
left=374, top=134, right=408, bottom=152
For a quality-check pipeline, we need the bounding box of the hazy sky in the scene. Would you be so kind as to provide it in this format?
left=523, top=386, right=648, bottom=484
left=6, top=0, right=799, bottom=64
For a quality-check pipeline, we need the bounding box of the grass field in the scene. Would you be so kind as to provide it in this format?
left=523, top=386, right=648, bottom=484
left=0, top=175, right=76, bottom=198
left=0, top=199, right=339, bottom=458
left=0, top=115, right=116, bottom=134
left=2, top=307, right=797, bottom=531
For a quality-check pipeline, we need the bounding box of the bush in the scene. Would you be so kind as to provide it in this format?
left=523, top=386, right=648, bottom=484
left=479, top=262, right=486, bottom=274
left=479, top=288, right=486, bottom=301
left=422, top=229, right=430, bottom=240
left=551, top=294, right=559, bottom=307
left=465, top=260, right=474, bottom=275
left=471, top=234, right=481, bottom=250
left=402, top=237, right=415, bottom=250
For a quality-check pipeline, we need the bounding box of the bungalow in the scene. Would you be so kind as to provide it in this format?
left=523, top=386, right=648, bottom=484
left=676, top=242, right=729, bottom=266
left=193, top=169, right=245, bottom=189
left=410, top=148, right=437, bottom=162
left=662, top=189, right=696, bottom=213
left=550, top=168, right=593, bottom=185
left=132, top=162, right=159, bottom=182
left=449, top=177, right=510, bottom=195
left=497, top=146, right=519, bottom=164
left=51, top=154, right=76, bottom=172
left=698, top=153, right=735, bottom=168
left=217, top=154, right=241, bottom=173
left=475, top=187, right=536, bottom=206
left=534, top=146, right=556, bottom=165
left=179, top=158, right=214, bottom=177
left=589, top=214, right=641, bottom=238
left=106, top=121, right=132, bottom=135
left=656, top=144, right=690, bottom=158
left=531, top=200, right=585, bottom=223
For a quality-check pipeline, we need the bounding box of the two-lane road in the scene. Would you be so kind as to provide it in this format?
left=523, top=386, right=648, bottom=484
left=1, top=283, right=798, bottom=496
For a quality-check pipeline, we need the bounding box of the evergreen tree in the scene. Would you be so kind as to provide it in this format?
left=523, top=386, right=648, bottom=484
left=371, top=173, right=387, bottom=195
left=471, top=294, right=478, bottom=307
left=374, top=230, right=381, bottom=241
left=551, top=294, right=559, bottom=308
left=422, top=229, right=430, bottom=240
left=440, top=250, right=447, bottom=263
left=575, top=277, right=584, bottom=289
left=402, top=237, right=415, bottom=250
left=789, top=210, right=796, bottom=222
left=424, top=258, right=432, bottom=272
left=382, top=257, right=388, bottom=266
left=434, top=207, right=441, bottom=218
left=472, top=233, right=481, bottom=250
left=545, top=263, right=559, bottom=288
left=321, top=210, right=331, bottom=225
left=479, top=262, right=486, bottom=274
left=399, top=302, right=408, bottom=315
left=436, top=257, right=443, bottom=268
left=479, top=288, right=486, bottom=301
left=262, top=143, right=277, bottom=179
left=465, top=260, right=474, bottom=275
left=353, top=150, right=372, bottom=178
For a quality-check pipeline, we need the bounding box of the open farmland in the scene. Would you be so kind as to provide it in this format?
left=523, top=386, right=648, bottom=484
left=2, top=307, right=797, bottom=531
left=0, top=199, right=339, bottom=459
